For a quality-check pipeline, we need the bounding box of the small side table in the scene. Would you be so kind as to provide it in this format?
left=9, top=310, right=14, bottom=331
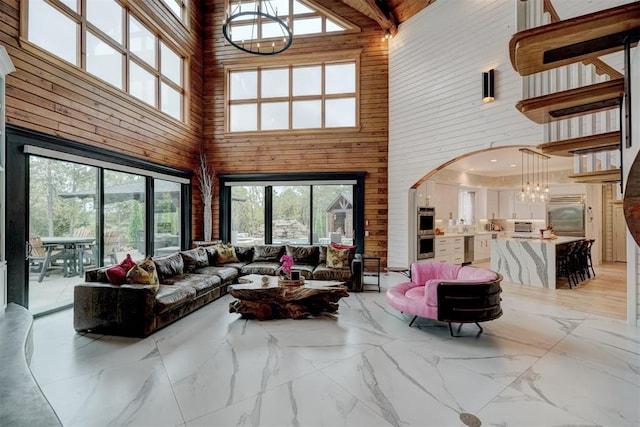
left=361, top=256, right=381, bottom=292
left=386, top=266, right=411, bottom=279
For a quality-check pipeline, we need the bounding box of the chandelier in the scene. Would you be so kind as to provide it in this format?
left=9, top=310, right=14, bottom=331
left=519, top=148, right=550, bottom=204
left=222, top=0, right=293, bottom=55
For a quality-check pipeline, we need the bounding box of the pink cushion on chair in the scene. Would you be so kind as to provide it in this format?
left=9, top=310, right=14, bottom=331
left=457, top=266, right=498, bottom=281
left=411, top=261, right=461, bottom=288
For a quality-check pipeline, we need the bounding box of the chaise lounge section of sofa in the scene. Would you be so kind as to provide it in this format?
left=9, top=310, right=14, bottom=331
left=74, top=244, right=362, bottom=337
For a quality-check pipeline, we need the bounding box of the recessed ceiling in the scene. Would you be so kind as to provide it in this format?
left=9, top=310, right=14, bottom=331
left=445, top=147, right=574, bottom=177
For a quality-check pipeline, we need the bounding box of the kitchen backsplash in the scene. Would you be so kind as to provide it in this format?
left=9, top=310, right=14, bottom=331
left=436, top=218, right=547, bottom=234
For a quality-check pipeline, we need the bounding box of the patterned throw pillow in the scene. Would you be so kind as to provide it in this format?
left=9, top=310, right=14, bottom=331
left=126, top=257, right=159, bottom=291
left=105, top=253, right=136, bottom=285
left=326, top=245, right=350, bottom=269
left=216, top=244, right=239, bottom=264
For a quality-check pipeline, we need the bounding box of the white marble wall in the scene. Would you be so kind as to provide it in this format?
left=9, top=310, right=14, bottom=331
left=491, top=239, right=556, bottom=288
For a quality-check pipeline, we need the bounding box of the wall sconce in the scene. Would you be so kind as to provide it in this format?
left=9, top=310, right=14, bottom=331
left=482, top=69, right=495, bottom=103
left=382, top=28, right=393, bottom=42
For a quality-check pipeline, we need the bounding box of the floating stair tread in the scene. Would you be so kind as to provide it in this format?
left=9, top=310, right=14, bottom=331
left=509, top=2, right=640, bottom=76
left=516, top=78, right=624, bottom=124
left=538, top=131, right=620, bottom=157
left=568, top=169, right=621, bottom=183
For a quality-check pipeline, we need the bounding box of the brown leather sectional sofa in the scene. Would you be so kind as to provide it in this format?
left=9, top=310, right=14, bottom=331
left=74, top=244, right=362, bottom=337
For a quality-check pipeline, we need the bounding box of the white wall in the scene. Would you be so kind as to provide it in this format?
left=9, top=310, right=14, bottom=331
left=387, top=0, right=638, bottom=324
left=388, top=0, right=539, bottom=267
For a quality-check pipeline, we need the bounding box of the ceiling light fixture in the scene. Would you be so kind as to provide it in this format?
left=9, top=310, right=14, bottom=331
left=382, top=28, right=393, bottom=41
left=519, top=148, right=550, bottom=204
left=222, top=0, right=293, bottom=55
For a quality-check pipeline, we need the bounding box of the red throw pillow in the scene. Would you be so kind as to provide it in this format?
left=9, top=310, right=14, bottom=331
left=105, top=254, right=136, bottom=285
left=331, top=242, right=356, bottom=250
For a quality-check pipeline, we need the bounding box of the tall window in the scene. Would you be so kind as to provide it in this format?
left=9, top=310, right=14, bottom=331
left=160, top=0, right=187, bottom=21
left=227, top=60, right=358, bottom=132
left=25, top=0, right=186, bottom=121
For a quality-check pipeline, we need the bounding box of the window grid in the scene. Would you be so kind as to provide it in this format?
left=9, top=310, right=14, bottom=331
left=25, top=0, right=185, bottom=121
left=224, top=0, right=353, bottom=44
left=228, top=61, right=357, bottom=132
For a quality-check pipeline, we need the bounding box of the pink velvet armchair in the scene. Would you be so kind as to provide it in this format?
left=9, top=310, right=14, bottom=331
left=386, top=262, right=503, bottom=336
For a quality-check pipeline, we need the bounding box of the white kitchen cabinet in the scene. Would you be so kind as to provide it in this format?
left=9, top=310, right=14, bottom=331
left=499, top=190, right=516, bottom=219
left=486, top=190, right=499, bottom=219
left=515, top=200, right=546, bottom=220
left=434, top=236, right=464, bottom=263
left=473, top=234, right=492, bottom=262
left=434, top=183, right=458, bottom=220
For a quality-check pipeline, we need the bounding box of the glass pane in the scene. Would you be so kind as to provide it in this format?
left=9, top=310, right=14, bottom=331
left=230, top=104, right=258, bottom=131
left=161, top=82, right=181, bottom=120
left=270, top=0, right=289, bottom=16
left=154, top=180, right=181, bottom=256
left=261, top=102, right=288, bottom=130
left=231, top=186, right=265, bottom=246
left=292, top=100, right=321, bottom=129
left=230, top=71, right=257, bottom=100
left=261, top=68, right=288, bottom=98
left=28, top=156, right=97, bottom=314
left=161, top=42, right=181, bottom=85
left=294, top=18, right=321, bottom=35
left=87, top=32, right=123, bottom=89
left=272, top=186, right=310, bottom=244
left=129, top=61, right=157, bottom=106
left=312, top=185, right=353, bottom=245
left=103, top=171, right=146, bottom=263
left=87, top=0, right=123, bottom=44
left=293, top=0, right=313, bottom=14
left=325, top=98, right=355, bottom=127
left=162, top=0, right=182, bottom=17
left=262, top=21, right=288, bottom=39
left=28, top=0, right=79, bottom=65
left=129, top=15, right=156, bottom=67
left=230, top=23, right=258, bottom=42
left=326, top=19, right=344, bottom=32
left=326, top=63, right=355, bottom=94
left=292, top=66, right=320, bottom=96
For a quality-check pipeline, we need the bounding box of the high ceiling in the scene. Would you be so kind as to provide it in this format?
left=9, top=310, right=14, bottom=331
left=338, top=0, right=436, bottom=36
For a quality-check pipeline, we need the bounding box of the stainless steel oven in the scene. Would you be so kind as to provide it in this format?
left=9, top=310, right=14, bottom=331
left=417, top=207, right=435, bottom=235
left=417, top=235, right=435, bottom=259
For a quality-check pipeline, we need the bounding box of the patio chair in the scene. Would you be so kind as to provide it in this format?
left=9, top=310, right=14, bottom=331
left=104, top=228, right=119, bottom=265
left=28, top=234, right=71, bottom=282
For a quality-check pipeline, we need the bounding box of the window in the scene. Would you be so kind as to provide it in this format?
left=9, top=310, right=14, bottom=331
left=24, top=0, right=185, bottom=121
left=220, top=173, right=365, bottom=250
left=227, top=59, right=358, bottom=132
left=160, top=0, right=187, bottom=21
left=224, top=0, right=354, bottom=43
left=459, top=190, right=476, bottom=225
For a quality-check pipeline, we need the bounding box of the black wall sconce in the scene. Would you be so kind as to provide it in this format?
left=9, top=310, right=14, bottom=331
left=482, top=69, right=495, bottom=103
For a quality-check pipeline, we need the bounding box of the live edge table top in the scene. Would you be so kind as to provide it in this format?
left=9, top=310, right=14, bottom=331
left=228, top=275, right=349, bottom=320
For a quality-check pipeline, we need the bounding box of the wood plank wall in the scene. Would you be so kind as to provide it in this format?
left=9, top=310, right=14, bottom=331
left=202, top=0, right=389, bottom=262
left=0, top=0, right=205, bottom=238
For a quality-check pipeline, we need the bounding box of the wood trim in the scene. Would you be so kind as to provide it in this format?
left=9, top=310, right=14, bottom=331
left=515, top=78, right=624, bottom=124
left=509, top=2, right=640, bottom=76
left=537, top=131, right=620, bottom=157
left=568, top=169, right=621, bottom=183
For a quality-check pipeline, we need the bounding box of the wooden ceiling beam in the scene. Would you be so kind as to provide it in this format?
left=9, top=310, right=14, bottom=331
left=340, top=0, right=398, bottom=36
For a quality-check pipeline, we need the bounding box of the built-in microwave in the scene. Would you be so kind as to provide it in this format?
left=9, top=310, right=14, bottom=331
left=417, top=207, right=436, bottom=235
left=417, top=235, right=435, bottom=259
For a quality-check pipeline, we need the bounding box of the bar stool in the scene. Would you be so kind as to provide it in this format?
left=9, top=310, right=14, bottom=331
left=585, top=239, right=596, bottom=278
left=556, top=242, right=578, bottom=288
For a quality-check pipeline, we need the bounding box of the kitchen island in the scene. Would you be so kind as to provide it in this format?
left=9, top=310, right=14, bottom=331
left=490, top=235, right=584, bottom=288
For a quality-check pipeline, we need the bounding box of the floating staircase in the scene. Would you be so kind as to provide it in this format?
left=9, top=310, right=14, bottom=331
left=510, top=1, right=640, bottom=184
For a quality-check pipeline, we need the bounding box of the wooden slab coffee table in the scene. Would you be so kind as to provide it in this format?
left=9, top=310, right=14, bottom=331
left=228, top=274, right=349, bottom=320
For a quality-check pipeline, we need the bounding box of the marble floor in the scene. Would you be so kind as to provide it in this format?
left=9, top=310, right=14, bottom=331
left=29, top=273, right=640, bottom=427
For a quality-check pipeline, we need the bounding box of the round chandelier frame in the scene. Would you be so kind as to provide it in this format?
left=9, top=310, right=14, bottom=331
left=222, top=2, right=293, bottom=56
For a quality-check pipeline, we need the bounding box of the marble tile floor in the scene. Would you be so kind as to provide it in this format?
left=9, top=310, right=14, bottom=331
left=29, top=273, right=640, bottom=427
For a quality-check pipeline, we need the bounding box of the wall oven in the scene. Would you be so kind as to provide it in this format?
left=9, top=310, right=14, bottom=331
left=417, top=207, right=436, bottom=235
left=417, top=235, right=435, bottom=259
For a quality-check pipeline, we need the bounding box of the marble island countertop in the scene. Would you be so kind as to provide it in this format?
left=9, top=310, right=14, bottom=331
left=496, top=234, right=585, bottom=244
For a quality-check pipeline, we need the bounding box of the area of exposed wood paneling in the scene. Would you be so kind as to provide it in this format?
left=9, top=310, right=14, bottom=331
left=202, top=0, right=389, bottom=264
left=0, top=0, right=205, bottom=239
left=568, top=169, right=621, bottom=184
left=509, top=2, right=640, bottom=76
left=515, top=78, right=624, bottom=124
left=387, top=0, right=434, bottom=24
left=537, top=131, right=620, bottom=157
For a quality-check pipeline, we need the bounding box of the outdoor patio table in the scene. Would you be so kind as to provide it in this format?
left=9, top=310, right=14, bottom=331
left=40, top=237, right=96, bottom=278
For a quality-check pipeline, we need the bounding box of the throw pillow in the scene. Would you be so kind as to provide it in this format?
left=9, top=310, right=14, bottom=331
left=126, top=256, right=160, bottom=291
left=216, top=244, right=239, bottom=264
left=105, top=253, right=136, bottom=285
left=330, top=242, right=357, bottom=263
left=326, top=245, right=350, bottom=269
